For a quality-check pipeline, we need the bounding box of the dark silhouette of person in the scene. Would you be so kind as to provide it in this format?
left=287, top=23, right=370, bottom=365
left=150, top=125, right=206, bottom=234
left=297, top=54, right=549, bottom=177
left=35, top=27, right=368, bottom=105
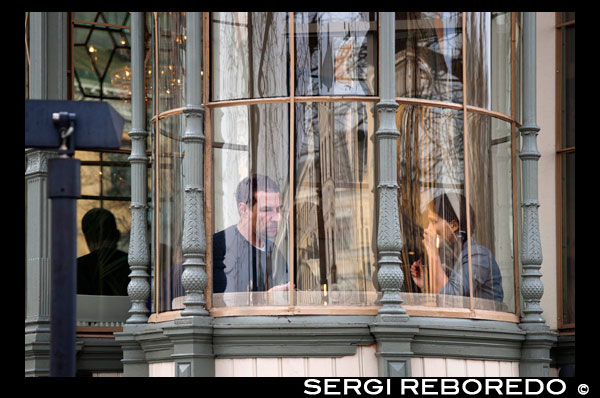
left=77, top=208, right=130, bottom=296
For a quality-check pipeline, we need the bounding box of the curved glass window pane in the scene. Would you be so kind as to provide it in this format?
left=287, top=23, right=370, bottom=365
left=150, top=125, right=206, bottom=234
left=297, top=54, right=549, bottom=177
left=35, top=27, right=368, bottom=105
left=211, top=12, right=289, bottom=101
left=490, top=12, right=512, bottom=116
left=295, top=101, right=377, bottom=306
left=467, top=113, right=514, bottom=312
left=514, top=13, right=522, bottom=124
left=466, top=12, right=490, bottom=109
left=395, top=105, right=469, bottom=309
left=157, top=115, right=185, bottom=312
left=295, top=12, right=377, bottom=96
left=157, top=12, right=186, bottom=114
left=396, top=106, right=513, bottom=312
left=212, top=103, right=290, bottom=307
left=395, top=12, right=463, bottom=103
left=466, top=12, right=512, bottom=115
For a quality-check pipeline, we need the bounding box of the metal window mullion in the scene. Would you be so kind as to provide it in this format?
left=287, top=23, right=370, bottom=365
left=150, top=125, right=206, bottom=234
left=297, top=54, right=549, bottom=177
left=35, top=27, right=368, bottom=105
left=511, top=12, right=522, bottom=318
left=289, top=12, right=296, bottom=307
left=461, top=12, right=475, bottom=312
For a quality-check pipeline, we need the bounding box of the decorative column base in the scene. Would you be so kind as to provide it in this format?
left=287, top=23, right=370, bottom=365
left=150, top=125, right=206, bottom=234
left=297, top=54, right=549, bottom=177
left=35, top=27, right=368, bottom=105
left=25, top=329, right=51, bottom=377
left=519, top=323, right=557, bottom=377
left=163, top=316, right=214, bottom=377
left=114, top=325, right=149, bottom=377
left=369, top=321, right=419, bottom=377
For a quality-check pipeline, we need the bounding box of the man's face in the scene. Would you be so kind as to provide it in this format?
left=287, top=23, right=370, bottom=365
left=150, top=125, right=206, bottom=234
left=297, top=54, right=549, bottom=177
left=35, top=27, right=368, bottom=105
left=247, top=190, right=282, bottom=239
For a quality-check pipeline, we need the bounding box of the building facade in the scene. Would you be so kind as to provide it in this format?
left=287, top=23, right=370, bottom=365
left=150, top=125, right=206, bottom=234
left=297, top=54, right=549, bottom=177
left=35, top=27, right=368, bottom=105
left=25, top=12, right=574, bottom=377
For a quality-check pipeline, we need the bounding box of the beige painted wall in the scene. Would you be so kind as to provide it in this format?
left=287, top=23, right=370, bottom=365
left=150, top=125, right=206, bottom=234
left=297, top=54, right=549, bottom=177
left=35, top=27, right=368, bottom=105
left=536, top=11, right=558, bottom=331
left=411, top=357, right=519, bottom=377
left=215, top=345, right=379, bottom=377
left=148, top=361, right=175, bottom=377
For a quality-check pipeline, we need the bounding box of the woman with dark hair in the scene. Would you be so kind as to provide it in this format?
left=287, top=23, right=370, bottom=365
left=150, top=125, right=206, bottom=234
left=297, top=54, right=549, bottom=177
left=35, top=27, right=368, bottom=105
left=410, top=193, right=504, bottom=302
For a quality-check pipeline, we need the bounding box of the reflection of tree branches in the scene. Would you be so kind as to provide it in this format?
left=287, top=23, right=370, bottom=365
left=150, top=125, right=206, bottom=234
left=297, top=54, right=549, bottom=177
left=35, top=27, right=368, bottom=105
left=396, top=12, right=463, bottom=102
left=256, top=13, right=273, bottom=97
left=396, top=104, right=464, bottom=293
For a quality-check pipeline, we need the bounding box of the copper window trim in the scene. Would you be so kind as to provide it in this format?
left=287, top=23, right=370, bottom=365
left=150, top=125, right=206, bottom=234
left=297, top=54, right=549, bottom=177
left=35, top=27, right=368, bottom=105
left=149, top=305, right=519, bottom=323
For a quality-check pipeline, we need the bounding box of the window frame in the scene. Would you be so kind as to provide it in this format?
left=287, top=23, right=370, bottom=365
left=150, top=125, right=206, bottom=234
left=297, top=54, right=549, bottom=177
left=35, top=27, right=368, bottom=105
left=150, top=12, right=523, bottom=323
left=555, top=12, right=575, bottom=332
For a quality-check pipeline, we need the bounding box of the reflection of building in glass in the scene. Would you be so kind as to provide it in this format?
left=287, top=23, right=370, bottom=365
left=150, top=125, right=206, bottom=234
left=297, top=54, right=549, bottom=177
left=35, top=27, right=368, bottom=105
left=295, top=101, right=376, bottom=305
left=395, top=12, right=463, bottom=103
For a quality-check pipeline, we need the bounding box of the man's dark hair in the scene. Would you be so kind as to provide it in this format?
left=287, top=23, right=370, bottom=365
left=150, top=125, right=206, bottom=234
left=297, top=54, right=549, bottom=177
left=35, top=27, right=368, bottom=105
left=428, top=193, right=476, bottom=234
left=81, top=207, right=120, bottom=246
left=235, top=173, right=280, bottom=206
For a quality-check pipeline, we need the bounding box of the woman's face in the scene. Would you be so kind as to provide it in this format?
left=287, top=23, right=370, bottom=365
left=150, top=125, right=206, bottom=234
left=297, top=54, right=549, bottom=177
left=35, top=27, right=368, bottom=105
left=426, top=208, right=458, bottom=243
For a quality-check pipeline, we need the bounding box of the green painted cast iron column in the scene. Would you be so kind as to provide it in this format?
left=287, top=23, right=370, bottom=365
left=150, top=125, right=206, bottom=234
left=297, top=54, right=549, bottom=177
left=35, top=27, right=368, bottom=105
left=116, top=12, right=151, bottom=377
left=170, top=11, right=215, bottom=377
left=518, top=11, right=557, bottom=377
left=369, top=12, right=418, bottom=378
left=180, top=11, right=209, bottom=318
left=126, top=12, right=151, bottom=325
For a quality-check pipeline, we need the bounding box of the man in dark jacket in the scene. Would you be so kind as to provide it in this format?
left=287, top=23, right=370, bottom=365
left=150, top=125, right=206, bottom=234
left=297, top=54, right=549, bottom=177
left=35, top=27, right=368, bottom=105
left=213, top=174, right=289, bottom=294
left=77, top=208, right=130, bottom=296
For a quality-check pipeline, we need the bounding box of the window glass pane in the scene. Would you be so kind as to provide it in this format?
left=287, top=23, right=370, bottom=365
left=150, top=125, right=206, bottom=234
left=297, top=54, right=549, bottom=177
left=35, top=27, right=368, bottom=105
left=157, top=12, right=186, bottom=114
left=562, top=24, right=575, bottom=148
left=395, top=105, right=469, bottom=309
left=102, top=153, right=132, bottom=199
left=561, top=152, right=575, bottom=324
left=490, top=12, right=512, bottom=116
left=395, top=12, right=463, bottom=104
left=467, top=114, right=514, bottom=312
left=211, top=12, right=289, bottom=101
left=79, top=151, right=101, bottom=197
left=157, top=115, right=185, bottom=312
left=295, top=12, right=377, bottom=96
left=212, top=103, right=290, bottom=307
left=466, top=12, right=490, bottom=109
left=295, top=101, right=377, bottom=306
left=72, top=12, right=133, bottom=146
left=465, top=12, right=512, bottom=115
left=71, top=12, right=152, bottom=324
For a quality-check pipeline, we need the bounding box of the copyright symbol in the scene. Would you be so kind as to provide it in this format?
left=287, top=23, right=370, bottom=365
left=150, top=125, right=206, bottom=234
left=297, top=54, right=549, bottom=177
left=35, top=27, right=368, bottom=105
left=578, top=384, right=589, bottom=395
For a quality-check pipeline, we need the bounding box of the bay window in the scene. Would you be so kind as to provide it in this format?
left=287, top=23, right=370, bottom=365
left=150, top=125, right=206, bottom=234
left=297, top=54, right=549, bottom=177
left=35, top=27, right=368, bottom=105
left=152, top=12, right=522, bottom=320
